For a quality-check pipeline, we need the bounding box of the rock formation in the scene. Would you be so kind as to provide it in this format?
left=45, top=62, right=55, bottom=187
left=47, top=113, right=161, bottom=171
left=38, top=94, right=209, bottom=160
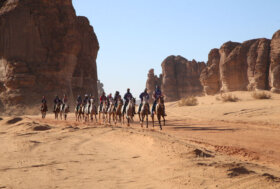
left=97, top=80, right=104, bottom=97
left=269, top=30, right=280, bottom=93
left=146, top=69, right=162, bottom=101
left=0, top=0, right=99, bottom=113
left=147, top=56, right=206, bottom=102
left=201, top=38, right=271, bottom=95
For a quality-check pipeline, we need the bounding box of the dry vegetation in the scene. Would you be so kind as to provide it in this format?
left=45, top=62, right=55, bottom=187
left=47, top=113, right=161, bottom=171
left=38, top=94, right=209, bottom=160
left=216, top=93, right=239, bottom=102
left=251, top=91, right=271, bottom=100
left=178, top=96, right=198, bottom=106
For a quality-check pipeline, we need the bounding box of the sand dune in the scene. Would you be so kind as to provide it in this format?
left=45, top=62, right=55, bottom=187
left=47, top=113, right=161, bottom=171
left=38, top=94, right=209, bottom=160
left=0, top=91, right=280, bottom=188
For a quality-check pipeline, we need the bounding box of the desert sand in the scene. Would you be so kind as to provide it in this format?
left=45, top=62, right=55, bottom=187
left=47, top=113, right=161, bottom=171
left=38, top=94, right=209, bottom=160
left=1, top=91, right=280, bottom=189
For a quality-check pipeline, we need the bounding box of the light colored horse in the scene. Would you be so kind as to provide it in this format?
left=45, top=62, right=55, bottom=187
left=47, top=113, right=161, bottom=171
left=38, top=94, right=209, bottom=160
left=107, top=99, right=116, bottom=125
left=99, top=101, right=108, bottom=124
left=83, top=102, right=91, bottom=122
left=60, top=103, right=69, bottom=120
left=115, top=99, right=123, bottom=125
left=75, top=104, right=83, bottom=121
left=139, top=97, right=149, bottom=128
left=88, top=98, right=98, bottom=123
left=125, top=98, right=135, bottom=126
left=151, top=96, right=165, bottom=130
left=41, top=103, right=48, bottom=119
left=54, top=103, right=61, bottom=120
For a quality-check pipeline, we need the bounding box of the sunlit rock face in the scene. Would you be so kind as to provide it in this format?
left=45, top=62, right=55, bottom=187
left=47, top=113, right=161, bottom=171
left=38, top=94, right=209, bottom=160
left=201, top=38, right=271, bottom=95
left=146, top=56, right=206, bottom=102
left=269, top=30, right=280, bottom=93
left=0, top=0, right=99, bottom=113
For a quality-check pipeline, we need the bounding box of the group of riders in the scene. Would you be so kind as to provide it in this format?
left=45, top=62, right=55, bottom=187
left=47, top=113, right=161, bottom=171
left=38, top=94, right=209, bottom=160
left=41, top=86, right=166, bottom=116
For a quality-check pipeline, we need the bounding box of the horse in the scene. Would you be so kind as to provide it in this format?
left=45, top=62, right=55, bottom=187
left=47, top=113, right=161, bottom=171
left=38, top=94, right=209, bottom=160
left=41, top=103, right=48, bottom=119
left=99, top=101, right=108, bottom=124
left=83, top=101, right=91, bottom=122
left=54, top=102, right=61, bottom=120
left=151, top=96, right=165, bottom=130
left=88, top=98, right=98, bottom=123
left=115, top=99, right=123, bottom=125
left=125, top=98, right=135, bottom=126
left=107, top=99, right=116, bottom=125
left=139, top=96, right=149, bottom=128
left=75, top=104, right=83, bottom=122
left=60, top=103, right=69, bottom=120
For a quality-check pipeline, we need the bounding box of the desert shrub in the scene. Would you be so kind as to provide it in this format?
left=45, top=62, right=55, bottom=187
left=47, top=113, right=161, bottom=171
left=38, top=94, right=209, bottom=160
left=251, top=91, right=271, bottom=100
left=178, top=96, right=198, bottom=106
left=220, top=93, right=239, bottom=102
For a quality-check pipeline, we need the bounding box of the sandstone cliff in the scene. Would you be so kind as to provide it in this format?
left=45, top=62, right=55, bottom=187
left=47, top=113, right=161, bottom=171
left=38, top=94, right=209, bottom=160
left=0, top=0, right=99, bottom=113
left=269, top=30, right=280, bottom=93
left=201, top=38, right=271, bottom=95
left=146, top=56, right=206, bottom=101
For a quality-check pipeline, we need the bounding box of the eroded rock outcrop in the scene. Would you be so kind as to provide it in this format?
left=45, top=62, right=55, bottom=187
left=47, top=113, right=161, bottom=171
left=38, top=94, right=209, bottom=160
left=147, top=56, right=206, bottom=102
left=146, top=69, right=162, bottom=101
left=201, top=38, right=271, bottom=95
left=200, top=49, right=220, bottom=95
left=269, top=30, right=280, bottom=93
left=0, top=0, right=99, bottom=113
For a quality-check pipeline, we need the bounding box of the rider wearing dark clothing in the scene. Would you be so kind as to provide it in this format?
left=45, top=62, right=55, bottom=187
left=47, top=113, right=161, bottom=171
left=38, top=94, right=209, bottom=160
left=41, top=96, right=48, bottom=111
left=138, top=89, right=150, bottom=114
left=83, top=94, right=89, bottom=105
left=151, top=86, right=166, bottom=115
left=42, top=96, right=47, bottom=104
left=76, top=95, right=82, bottom=110
left=113, top=91, right=121, bottom=108
left=53, top=95, right=60, bottom=112
left=123, top=88, right=134, bottom=114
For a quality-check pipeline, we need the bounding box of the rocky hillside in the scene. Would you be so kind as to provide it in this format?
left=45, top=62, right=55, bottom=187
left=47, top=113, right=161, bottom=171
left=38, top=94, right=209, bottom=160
left=0, top=0, right=99, bottom=114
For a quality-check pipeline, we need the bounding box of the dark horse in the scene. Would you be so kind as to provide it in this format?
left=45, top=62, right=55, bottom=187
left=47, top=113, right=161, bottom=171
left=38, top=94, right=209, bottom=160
left=151, top=96, right=165, bottom=130
left=41, top=103, right=48, bottom=119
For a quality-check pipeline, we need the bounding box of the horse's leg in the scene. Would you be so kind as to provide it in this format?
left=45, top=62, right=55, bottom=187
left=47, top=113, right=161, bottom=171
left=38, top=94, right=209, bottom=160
left=163, top=116, right=165, bottom=126
left=157, top=114, right=162, bottom=130
left=146, top=114, right=148, bottom=128
left=152, top=114, right=154, bottom=127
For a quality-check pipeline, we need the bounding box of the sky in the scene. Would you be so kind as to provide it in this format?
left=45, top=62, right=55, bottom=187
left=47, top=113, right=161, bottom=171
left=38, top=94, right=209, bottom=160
left=73, top=0, right=280, bottom=97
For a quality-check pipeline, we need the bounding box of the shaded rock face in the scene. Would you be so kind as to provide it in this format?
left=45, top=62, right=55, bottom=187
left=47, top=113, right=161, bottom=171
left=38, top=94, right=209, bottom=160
left=160, top=56, right=206, bottom=101
left=0, top=0, right=99, bottom=113
left=201, top=38, right=271, bottom=95
left=269, top=30, right=280, bottom=93
left=146, top=69, right=162, bottom=101
left=200, top=49, right=220, bottom=95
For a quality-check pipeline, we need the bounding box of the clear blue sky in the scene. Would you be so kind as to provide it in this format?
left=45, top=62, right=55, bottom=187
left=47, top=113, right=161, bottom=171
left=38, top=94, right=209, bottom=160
left=73, top=0, right=280, bottom=97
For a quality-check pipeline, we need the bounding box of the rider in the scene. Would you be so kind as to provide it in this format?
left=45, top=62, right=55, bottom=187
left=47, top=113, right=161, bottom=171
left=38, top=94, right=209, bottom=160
left=53, top=95, right=60, bottom=112
left=99, top=92, right=107, bottom=111
left=41, top=96, right=48, bottom=111
left=76, top=95, right=82, bottom=110
left=107, top=93, right=113, bottom=111
left=83, top=94, right=89, bottom=105
left=62, top=94, right=68, bottom=110
left=138, top=88, right=150, bottom=114
left=152, top=85, right=166, bottom=116
left=123, top=88, right=134, bottom=114
left=113, top=91, right=121, bottom=108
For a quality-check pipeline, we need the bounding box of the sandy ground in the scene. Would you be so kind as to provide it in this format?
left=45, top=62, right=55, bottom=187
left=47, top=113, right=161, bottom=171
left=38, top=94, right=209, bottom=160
left=0, top=91, right=280, bottom=189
